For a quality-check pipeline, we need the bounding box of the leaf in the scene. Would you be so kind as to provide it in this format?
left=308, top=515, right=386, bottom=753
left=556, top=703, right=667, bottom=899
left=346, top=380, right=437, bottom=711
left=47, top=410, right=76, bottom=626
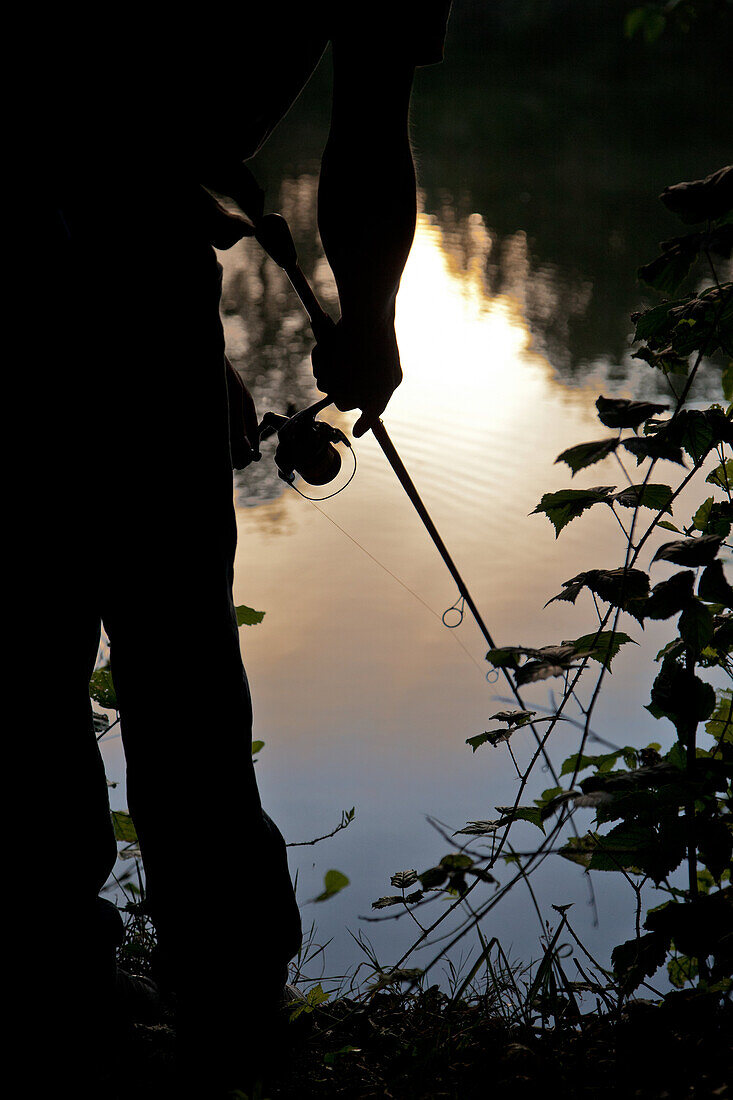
left=638, top=233, right=701, bottom=295
left=488, top=708, right=537, bottom=726
left=660, top=166, right=733, bottom=225
left=649, top=657, right=717, bottom=731
left=667, top=955, right=699, bottom=990
left=596, top=395, right=668, bottom=429
left=494, top=805, right=546, bottom=833
left=678, top=599, right=714, bottom=654
left=454, top=820, right=503, bottom=836
left=390, top=869, right=418, bottom=889
left=633, top=297, right=688, bottom=343
left=621, top=435, right=685, bottom=467
left=706, top=459, right=733, bottom=490
left=546, top=569, right=649, bottom=611
left=612, top=484, right=674, bottom=513
left=612, top=932, right=668, bottom=993
left=372, top=895, right=404, bottom=910
left=235, top=604, right=265, bottom=626
left=111, top=810, right=138, bottom=844
left=531, top=486, right=616, bottom=537
left=251, top=739, right=265, bottom=756
left=644, top=570, right=695, bottom=620
left=89, top=665, right=117, bottom=710
left=569, top=630, right=637, bottom=667
left=313, top=869, right=349, bottom=902
left=369, top=968, right=423, bottom=993
left=289, top=982, right=330, bottom=1020
left=560, top=749, right=628, bottom=777
left=651, top=534, right=723, bottom=567
left=706, top=690, right=733, bottom=744
left=555, top=438, right=619, bottom=475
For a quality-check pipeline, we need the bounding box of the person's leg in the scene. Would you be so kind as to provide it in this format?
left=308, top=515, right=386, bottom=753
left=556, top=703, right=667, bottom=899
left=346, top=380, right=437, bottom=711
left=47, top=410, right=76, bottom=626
left=100, top=239, right=300, bottom=1080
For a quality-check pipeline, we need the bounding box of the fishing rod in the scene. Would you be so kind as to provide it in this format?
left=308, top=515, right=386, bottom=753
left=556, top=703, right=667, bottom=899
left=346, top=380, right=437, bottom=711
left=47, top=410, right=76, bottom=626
left=249, top=211, right=579, bottom=798
left=252, top=212, right=499, bottom=650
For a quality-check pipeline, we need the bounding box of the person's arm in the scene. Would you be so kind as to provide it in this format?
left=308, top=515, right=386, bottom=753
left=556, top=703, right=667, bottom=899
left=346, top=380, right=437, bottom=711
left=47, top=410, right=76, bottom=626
left=311, top=35, right=418, bottom=436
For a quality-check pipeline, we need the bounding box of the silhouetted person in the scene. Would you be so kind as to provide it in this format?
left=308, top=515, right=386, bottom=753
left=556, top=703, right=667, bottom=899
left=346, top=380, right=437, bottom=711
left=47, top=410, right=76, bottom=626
left=17, top=3, right=450, bottom=1094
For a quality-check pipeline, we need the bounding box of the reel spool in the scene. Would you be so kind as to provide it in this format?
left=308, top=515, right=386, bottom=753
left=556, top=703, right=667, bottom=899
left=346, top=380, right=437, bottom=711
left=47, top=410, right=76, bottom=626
left=258, top=398, right=352, bottom=488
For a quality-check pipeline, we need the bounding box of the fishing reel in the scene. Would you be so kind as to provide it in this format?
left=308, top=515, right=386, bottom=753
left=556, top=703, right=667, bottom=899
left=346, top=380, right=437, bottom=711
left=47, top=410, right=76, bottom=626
left=258, top=397, right=353, bottom=489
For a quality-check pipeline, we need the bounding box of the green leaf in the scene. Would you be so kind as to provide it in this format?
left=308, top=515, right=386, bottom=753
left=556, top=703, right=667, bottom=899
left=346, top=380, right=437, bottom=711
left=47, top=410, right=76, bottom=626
left=706, top=459, right=733, bottom=491
left=612, top=484, right=674, bottom=512
left=111, top=810, right=138, bottom=844
left=569, top=630, right=637, bottom=667
left=494, top=806, right=546, bottom=833
left=638, top=233, right=701, bottom=295
left=622, top=435, right=685, bottom=467
left=560, top=749, right=627, bottom=777
left=251, top=739, right=265, bottom=757
left=555, top=438, right=619, bottom=475
left=612, top=932, right=668, bottom=994
left=678, top=599, right=714, bottom=655
left=651, top=535, right=723, bottom=568
left=89, top=665, right=117, bottom=710
left=667, top=955, right=699, bottom=989
left=699, top=561, right=733, bottom=608
left=372, top=895, right=404, bottom=910
left=596, top=395, right=668, bottom=430
left=531, top=486, right=615, bottom=537
left=289, top=982, right=330, bottom=1020
left=235, top=604, right=266, bottom=626
left=546, top=570, right=649, bottom=622
left=314, top=869, right=350, bottom=903
left=706, top=690, right=733, bottom=744
left=650, top=658, right=717, bottom=731
left=645, top=570, right=695, bottom=620
left=660, top=167, right=733, bottom=225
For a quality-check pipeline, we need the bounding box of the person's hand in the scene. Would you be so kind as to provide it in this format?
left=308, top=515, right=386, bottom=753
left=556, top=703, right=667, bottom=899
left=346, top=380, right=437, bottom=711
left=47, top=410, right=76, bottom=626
left=310, top=317, right=402, bottom=437
left=225, top=357, right=261, bottom=469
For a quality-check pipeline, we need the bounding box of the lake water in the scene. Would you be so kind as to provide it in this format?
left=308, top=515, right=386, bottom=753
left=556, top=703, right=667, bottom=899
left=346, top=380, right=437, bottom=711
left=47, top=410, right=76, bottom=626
left=100, top=10, right=731, bottom=994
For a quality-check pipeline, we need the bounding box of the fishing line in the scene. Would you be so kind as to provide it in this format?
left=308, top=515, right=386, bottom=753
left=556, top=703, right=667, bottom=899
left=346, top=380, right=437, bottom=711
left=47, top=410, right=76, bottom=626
left=304, top=497, right=488, bottom=678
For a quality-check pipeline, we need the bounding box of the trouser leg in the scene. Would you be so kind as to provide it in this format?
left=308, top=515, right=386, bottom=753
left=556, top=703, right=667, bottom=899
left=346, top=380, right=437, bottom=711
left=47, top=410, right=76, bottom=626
left=99, top=244, right=301, bottom=1012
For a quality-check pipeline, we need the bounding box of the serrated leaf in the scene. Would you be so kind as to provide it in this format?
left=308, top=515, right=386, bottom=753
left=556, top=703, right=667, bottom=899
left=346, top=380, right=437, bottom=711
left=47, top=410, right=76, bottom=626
left=612, top=484, right=673, bottom=513
left=622, top=435, right=685, bottom=466
left=569, top=630, right=637, bottom=666
left=660, top=166, right=733, bottom=225
left=454, top=820, right=503, bottom=836
left=644, top=570, right=695, bottom=620
left=679, top=599, right=714, bottom=654
left=612, top=932, right=668, bottom=993
left=235, top=604, right=266, bottom=626
left=530, top=486, right=616, bottom=537
left=488, top=709, right=537, bottom=726
left=555, top=438, right=619, bottom=475
left=390, top=869, right=418, bottom=889
left=546, top=569, right=649, bottom=612
left=706, top=690, right=733, bottom=744
left=372, top=896, right=404, bottom=910
left=706, top=459, right=733, bottom=490
left=494, top=805, right=545, bottom=833
left=638, top=233, right=701, bottom=295
left=651, top=534, right=723, bottom=567
left=596, top=395, right=668, bottom=429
